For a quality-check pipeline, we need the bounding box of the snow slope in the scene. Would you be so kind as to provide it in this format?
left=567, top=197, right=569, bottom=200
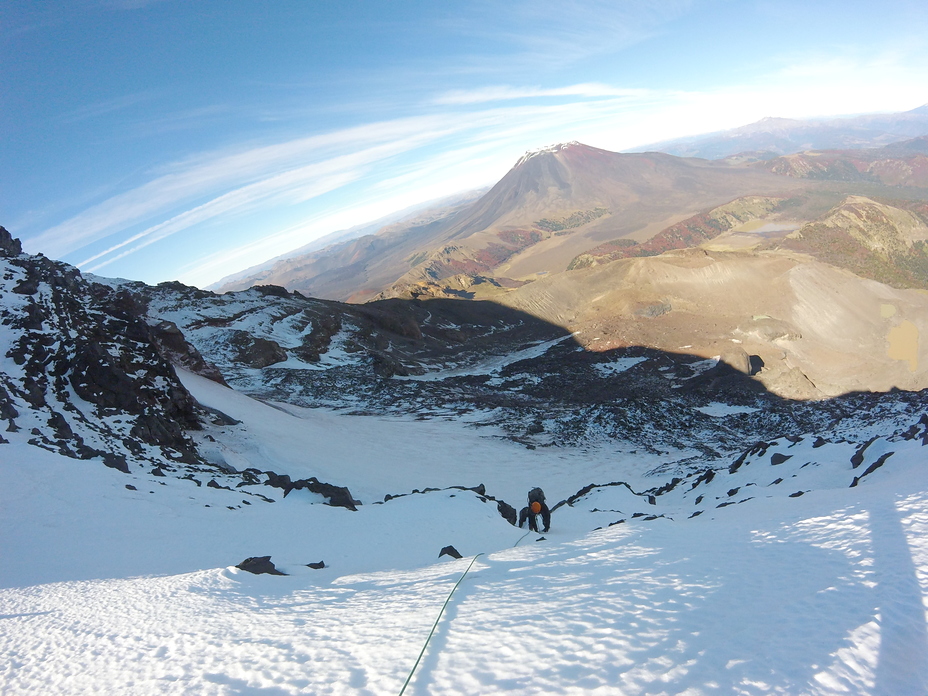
left=178, top=368, right=668, bottom=508
left=2, top=371, right=928, bottom=694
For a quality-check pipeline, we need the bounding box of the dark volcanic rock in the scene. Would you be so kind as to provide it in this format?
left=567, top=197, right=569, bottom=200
left=293, top=313, right=342, bottom=363
left=101, top=452, right=130, bottom=473
left=200, top=405, right=240, bottom=426
left=851, top=437, right=879, bottom=469
left=497, top=500, right=517, bottom=525
left=263, top=471, right=360, bottom=510
left=370, top=350, right=411, bottom=378
left=0, top=239, right=205, bottom=470
left=236, top=556, right=287, bottom=575
left=0, top=382, right=18, bottom=423
left=229, top=332, right=289, bottom=368
left=0, top=227, right=23, bottom=257
left=254, top=284, right=291, bottom=298
left=13, top=273, right=40, bottom=295
left=439, top=545, right=463, bottom=559
left=354, top=304, right=423, bottom=340
left=860, top=451, right=895, bottom=479
left=149, top=320, right=228, bottom=386
left=44, top=236, right=927, bottom=477
left=48, top=411, right=74, bottom=441
left=70, top=341, right=147, bottom=412
left=131, top=413, right=198, bottom=462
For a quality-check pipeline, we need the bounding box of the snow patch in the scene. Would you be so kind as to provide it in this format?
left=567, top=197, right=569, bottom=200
left=593, top=356, right=648, bottom=376
left=697, top=402, right=760, bottom=417
left=514, top=141, right=582, bottom=167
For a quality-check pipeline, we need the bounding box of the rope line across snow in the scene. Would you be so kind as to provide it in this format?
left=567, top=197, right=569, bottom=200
left=398, top=553, right=484, bottom=696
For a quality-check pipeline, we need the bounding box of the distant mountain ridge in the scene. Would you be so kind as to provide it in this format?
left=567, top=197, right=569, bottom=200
left=759, top=136, right=928, bottom=187
left=639, top=104, right=928, bottom=160
left=209, top=189, right=487, bottom=294
left=212, top=106, right=928, bottom=303
left=219, top=142, right=804, bottom=301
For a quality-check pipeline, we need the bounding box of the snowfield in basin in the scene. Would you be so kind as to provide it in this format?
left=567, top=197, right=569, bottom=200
left=2, top=373, right=928, bottom=694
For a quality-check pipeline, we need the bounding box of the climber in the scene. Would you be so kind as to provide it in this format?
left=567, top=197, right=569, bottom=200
left=518, top=487, right=550, bottom=533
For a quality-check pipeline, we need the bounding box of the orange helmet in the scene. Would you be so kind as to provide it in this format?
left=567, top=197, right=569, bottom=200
left=530, top=501, right=542, bottom=514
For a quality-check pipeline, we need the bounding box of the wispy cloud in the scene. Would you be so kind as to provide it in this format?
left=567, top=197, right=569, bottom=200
left=79, top=134, right=454, bottom=272
left=432, top=83, right=651, bottom=106
left=35, top=94, right=636, bottom=267
left=26, top=114, right=462, bottom=258
left=58, top=90, right=166, bottom=123
left=433, top=0, right=694, bottom=73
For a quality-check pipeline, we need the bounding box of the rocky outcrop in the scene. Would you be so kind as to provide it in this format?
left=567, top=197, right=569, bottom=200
left=497, top=500, right=517, bottom=526
left=0, top=226, right=22, bottom=257
left=292, top=313, right=342, bottom=362
left=262, top=471, right=360, bottom=510
left=0, top=231, right=204, bottom=469
left=148, top=320, right=228, bottom=386
left=229, top=332, right=289, bottom=368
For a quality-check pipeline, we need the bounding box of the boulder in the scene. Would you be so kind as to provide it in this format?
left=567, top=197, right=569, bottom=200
left=719, top=346, right=751, bottom=375
left=101, top=452, right=130, bottom=474
left=253, top=284, right=291, bottom=298
left=235, top=556, right=287, bottom=575
left=497, top=500, right=517, bottom=525
left=48, top=411, right=74, bottom=441
left=439, top=545, right=462, bottom=559
left=229, top=332, right=288, bottom=368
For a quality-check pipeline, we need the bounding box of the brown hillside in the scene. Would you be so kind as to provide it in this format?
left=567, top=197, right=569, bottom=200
left=499, top=248, right=928, bottom=399
left=776, top=196, right=928, bottom=289
left=760, top=136, right=928, bottom=187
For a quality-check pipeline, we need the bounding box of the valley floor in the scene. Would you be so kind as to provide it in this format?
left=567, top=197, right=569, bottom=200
left=2, top=375, right=928, bottom=694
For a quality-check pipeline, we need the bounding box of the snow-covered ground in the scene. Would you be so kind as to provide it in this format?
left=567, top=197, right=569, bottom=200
left=2, top=373, right=928, bottom=694
left=180, top=370, right=677, bottom=508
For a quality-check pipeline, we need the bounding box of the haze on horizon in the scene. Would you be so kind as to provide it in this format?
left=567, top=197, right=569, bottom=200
left=3, top=0, right=928, bottom=288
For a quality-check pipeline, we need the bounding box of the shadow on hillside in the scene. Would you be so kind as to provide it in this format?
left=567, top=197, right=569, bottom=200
left=353, top=295, right=921, bottom=435
left=353, top=297, right=928, bottom=693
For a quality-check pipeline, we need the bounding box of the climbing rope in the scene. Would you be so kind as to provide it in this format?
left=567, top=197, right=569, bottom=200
left=513, top=530, right=531, bottom=547
left=398, top=553, right=484, bottom=696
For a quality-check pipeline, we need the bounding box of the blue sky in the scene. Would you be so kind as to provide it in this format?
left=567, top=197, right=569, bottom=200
left=3, top=0, right=927, bottom=287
